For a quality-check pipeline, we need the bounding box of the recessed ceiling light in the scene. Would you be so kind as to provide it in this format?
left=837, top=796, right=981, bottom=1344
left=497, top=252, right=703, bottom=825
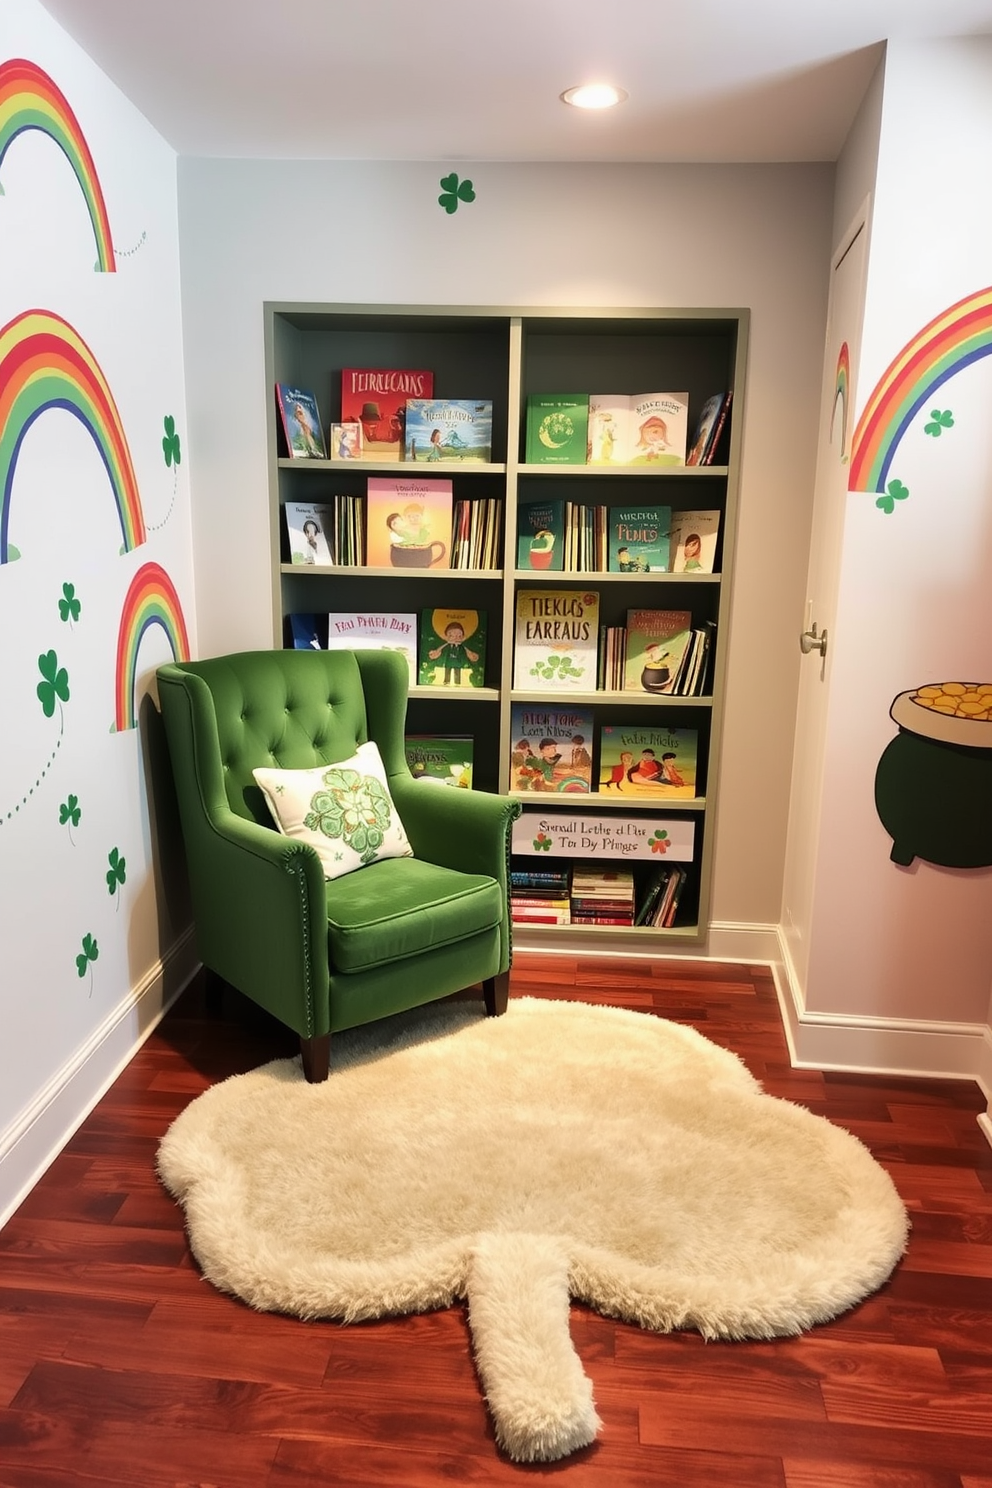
left=560, top=83, right=628, bottom=110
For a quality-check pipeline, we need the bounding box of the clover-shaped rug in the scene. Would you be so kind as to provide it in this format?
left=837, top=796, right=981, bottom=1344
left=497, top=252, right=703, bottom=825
left=157, top=997, right=908, bottom=1463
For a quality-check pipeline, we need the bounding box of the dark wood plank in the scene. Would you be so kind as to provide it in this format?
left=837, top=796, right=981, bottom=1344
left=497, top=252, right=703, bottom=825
left=0, top=955, right=989, bottom=1486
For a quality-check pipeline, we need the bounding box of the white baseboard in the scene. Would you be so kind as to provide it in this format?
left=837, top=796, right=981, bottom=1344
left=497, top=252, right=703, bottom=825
left=0, top=929, right=199, bottom=1231
left=515, top=922, right=992, bottom=1151
left=773, top=925, right=992, bottom=1147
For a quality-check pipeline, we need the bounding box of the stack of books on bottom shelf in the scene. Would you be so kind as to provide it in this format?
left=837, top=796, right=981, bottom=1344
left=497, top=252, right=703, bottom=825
left=570, top=867, right=635, bottom=927
left=635, top=864, right=688, bottom=928
left=510, top=867, right=571, bottom=925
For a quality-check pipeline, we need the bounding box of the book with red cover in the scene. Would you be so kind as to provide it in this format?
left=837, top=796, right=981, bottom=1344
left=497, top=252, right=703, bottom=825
left=340, top=369, right=434, bottom=459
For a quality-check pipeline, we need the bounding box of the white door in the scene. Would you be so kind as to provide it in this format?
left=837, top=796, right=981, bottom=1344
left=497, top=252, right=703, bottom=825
left=780, top=205, right=869, bottom=988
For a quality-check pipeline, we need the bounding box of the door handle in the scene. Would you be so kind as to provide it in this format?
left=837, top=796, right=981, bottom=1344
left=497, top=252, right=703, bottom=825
left=799, top=623, right=828, bottom=658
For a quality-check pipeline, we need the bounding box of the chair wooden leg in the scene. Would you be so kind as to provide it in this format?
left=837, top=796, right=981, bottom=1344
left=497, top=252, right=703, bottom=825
left=300, top=1032, right=331, bottom=1083
left=483, top=971, right=509, bottom=1017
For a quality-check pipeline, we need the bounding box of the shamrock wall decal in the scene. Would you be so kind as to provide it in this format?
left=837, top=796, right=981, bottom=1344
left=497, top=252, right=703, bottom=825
left=59, top=582, right=81, bottom=626
left=923, top=408, right=954, bottom=437
left=37, top=650, right=70, bottom=719
left=162, top=415, right=182, bottom=467
left=76, top=932, right=99, bottom=993
left=59, top=794, right=81, bottom=842
left=107, top=846, right=127, bottom=906
left=438, top=173, right=476, bottom=214
left=876, top=478, right=910, bottom=515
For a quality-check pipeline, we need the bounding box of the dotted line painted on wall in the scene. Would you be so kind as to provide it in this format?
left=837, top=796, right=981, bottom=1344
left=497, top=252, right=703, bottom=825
left=113, top=230, right=148, bottom=260
left=144, top=466, right=177, bottom=533
left=1, top=735, right=62, bottom=825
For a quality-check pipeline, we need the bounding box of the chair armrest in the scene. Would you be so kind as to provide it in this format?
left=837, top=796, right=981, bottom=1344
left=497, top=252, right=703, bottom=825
left=390, top=777, right=520, bottom=882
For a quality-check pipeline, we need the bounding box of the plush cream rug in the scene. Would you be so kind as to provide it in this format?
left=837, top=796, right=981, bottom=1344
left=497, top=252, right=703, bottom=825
left=157, top=997, right=909, bottom=1463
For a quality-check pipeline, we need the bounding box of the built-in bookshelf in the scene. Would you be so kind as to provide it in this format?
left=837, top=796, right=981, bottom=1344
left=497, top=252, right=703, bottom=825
left=264, top=303, right=748, bottom=947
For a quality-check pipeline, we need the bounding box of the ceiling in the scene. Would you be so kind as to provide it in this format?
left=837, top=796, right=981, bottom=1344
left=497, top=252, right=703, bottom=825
left=39, top=0, right=992, bottom=163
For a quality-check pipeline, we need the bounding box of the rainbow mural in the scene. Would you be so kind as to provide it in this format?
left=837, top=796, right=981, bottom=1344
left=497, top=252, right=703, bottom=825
left=830, top=341, right=850, bottom=460
left=115, top=561, right=190, bottom=731
left=0, top=308, right=145, bottom=563
left=0, top=57, right=115, bottom=272
left=849, top=286, right=992, bottom=493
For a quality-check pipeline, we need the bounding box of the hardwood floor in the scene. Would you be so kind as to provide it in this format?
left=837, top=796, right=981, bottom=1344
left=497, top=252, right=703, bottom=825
left=1, top=955, right=990, bottom=1486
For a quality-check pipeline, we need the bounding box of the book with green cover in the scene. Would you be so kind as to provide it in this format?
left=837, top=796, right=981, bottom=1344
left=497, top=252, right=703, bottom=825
left=404, top=735, right=473, bottom=788
left=525, top=395, right=589, bottom=465
left=516, top=498, right=565, bottom=571
left=598, top=723, right=698, bottom=798
left=607, top=505, right=671, bottom=573
left=623, top=608, right=693, bottom=694
left=418, top=607, right=487, bottom=689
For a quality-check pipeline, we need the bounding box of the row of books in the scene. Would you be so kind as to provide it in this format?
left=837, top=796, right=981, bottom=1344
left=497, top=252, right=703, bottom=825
left=288, top=601, right=716, bottom=699
left=517, top=502, right=719, bottom=575
left=509, top=864, right=687, bottom=928
left=598, top=620, right=715, bottom=697
left=285, top=479, right=499, bottom=572
left=288, top=492, right=720, bottom=577
left=525, top=391, right=732, bottom=469
left=513, top=595, right=715, bottom=696
left=277, top=375, right=493, bottom=465
left=290, top=609, right=488, bottom=690
left=277, top=376, right=731, bottom=471
left=511, top=711, right=698, bottom=798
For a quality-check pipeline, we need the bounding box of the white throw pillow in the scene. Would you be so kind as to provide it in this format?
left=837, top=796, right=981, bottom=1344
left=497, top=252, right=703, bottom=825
left=253, top=741, right=413, bottom=880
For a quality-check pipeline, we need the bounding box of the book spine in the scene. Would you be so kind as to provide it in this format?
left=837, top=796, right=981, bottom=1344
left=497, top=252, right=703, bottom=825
left=701, top=391, right=732, bottom=465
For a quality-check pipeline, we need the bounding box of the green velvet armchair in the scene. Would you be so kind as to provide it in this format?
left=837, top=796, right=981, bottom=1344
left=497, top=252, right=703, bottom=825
left=156, top=648, right=520, bottom=1081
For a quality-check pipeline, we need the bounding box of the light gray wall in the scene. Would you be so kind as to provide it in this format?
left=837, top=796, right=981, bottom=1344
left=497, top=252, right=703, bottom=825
left=177, top=158, right=834, bottom=928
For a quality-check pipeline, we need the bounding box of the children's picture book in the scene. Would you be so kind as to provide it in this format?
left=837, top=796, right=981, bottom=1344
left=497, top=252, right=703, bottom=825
left=516, top=498, right=565, bottom=571
left=325, top=611, right=418, bottom=685
left=668, top=510, right=721, bottom=574
left=598, top=723, right=698, bottom=798
left=607, top=505, right=672, bottom=573
left=587, top=394, right=631, bottom=466
left=418, top=608, right=487, bottom=689
left=587, top=393, right=688, bottom=466
left=287, top=613, right=323, bottom=650
left=624, top=609, right=693, bottom=694
left=365, top=476, right=452, bottom=569
left=328, top=422, right=363, bottom=459
left=513, top=589, right=600, bottom=692
left=276, top=385, right=327, bottom=460
left=404, top=399, right=493, bottom=464
left=340, top=368, right=433, bottom=459
left=509, top=705, right=594, bottom=793
left=686, top=391, right=733, bottom=466
left=284, top=502, right=333, bottom=565
left=626, top=392, right=689, bottom=466
left=524, top=396, right=589, bottom=466
left=404, top=735, right=473, bottom=788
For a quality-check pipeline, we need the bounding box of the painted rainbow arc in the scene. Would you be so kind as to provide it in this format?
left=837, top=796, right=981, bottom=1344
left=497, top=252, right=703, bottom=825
left=830, top=341, right=850, bottom=456
left=0, top=56, right=115, bottom=272
left=0, top=308, right=145, bottom=563
left=849, top=286, right=992, bottom=493
left=115, top=561, right=190, bottom=731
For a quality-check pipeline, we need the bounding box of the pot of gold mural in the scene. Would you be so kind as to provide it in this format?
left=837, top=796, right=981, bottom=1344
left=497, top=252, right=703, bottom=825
left=874, top=681, right=992, bottom=868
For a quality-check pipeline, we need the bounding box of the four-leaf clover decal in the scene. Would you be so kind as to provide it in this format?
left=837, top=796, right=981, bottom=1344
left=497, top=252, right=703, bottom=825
left=438, top=173, right=475, bottom=214
left=37, top=650, right=70, bottom=718
left=162, top=414, right=182, bottom=467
